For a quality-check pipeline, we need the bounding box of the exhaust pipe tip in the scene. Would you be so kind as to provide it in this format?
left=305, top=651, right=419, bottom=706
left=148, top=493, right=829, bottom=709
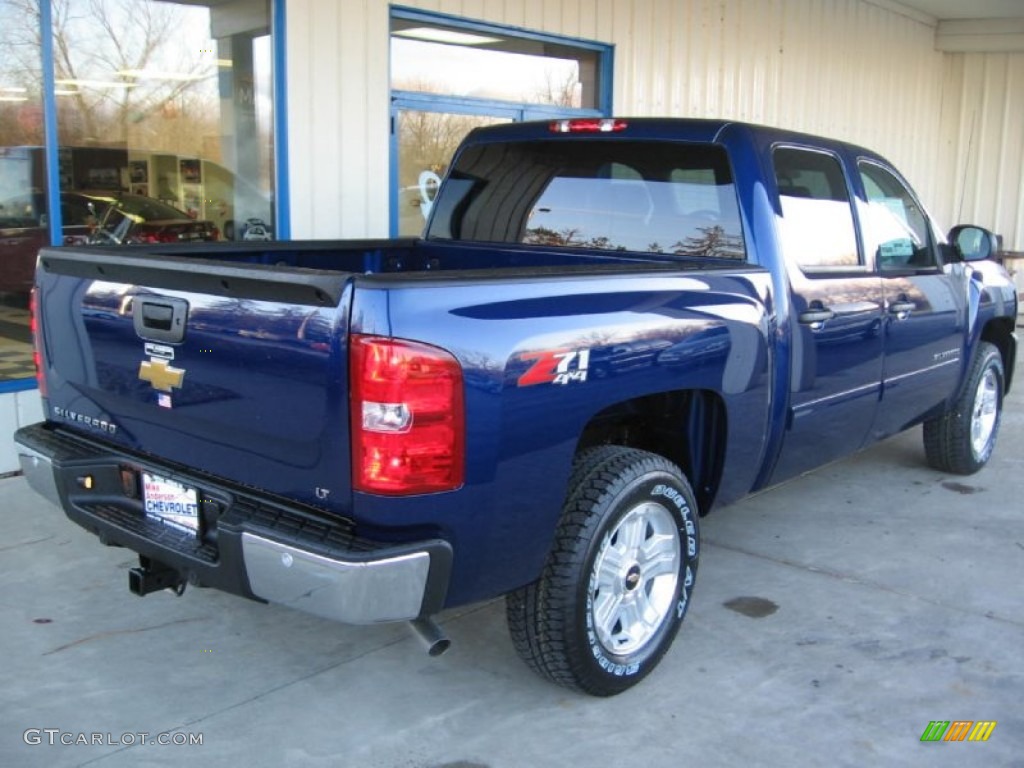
left=409, top=617, right=450, bottom=657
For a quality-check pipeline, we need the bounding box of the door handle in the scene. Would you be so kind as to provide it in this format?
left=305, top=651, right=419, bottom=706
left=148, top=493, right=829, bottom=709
left=133, top=296, right=189, bottom=344
left=888, top=300, right=915, bottom=319
left=798, top=307, right=835, bottom=325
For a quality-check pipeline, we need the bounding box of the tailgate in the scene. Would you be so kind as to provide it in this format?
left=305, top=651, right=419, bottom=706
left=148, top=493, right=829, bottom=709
left=34, top=247, right=354, bottom=514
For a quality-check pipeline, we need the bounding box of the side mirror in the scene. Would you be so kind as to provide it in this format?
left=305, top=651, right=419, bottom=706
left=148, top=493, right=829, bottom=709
left=948, top=225, right=999, bottom=262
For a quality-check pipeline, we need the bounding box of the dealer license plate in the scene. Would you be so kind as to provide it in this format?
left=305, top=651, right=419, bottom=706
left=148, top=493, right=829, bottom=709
left=142, top=472, right=200, bottom=536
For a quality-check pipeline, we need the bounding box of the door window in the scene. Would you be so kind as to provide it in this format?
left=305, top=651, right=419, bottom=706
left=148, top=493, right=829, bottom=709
left=858, top=161, right=936, bottom=270
left=772, top=148, right=860, bottom=270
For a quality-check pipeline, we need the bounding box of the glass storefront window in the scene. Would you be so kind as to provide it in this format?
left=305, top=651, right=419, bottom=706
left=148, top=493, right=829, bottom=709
left=390, top=11, right=610, bottom=237
left=0, top=0, right=45, bottom=386
left=0, top=0, right=278, bottom=386
left=392, top=20, right=600, bottom=109
left=395, top=110, right=510, bottom=236
left=53, top=0, right=276, bottom=243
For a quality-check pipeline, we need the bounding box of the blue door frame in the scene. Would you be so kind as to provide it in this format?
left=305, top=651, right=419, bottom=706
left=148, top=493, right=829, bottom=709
left=388, top=8, right=613, bottom=236
left=390, top=92, right=603, bottom=235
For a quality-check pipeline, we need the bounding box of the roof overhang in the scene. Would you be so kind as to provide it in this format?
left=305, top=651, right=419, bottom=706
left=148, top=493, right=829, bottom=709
left=935, top=19, right=1024, bottom=53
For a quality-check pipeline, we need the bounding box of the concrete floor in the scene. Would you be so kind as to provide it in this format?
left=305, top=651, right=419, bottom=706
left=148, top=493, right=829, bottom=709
left=2, top=368, right=1022, bottom=768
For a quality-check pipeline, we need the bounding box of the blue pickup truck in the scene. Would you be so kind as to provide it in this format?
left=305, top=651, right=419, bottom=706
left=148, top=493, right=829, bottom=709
left=15, top=118, right=1018, bottom=695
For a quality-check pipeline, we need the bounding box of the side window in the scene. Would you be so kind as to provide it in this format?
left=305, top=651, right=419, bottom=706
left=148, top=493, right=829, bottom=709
left=858, top=161, right=936, bottom=270
left=772, top=147, right=860, bottom=270
left=62, top=197, right=96, bottom=227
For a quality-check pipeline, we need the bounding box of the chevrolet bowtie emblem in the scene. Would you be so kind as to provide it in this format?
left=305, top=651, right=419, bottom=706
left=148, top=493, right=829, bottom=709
left=139, top=358, right=186, bottom=392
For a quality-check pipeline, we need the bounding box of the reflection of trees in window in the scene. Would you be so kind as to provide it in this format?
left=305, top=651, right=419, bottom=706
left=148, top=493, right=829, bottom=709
left=525, top=223, right=742, bottom=258
left=523, top=226, right=581, bottom=246
left=670, top=225, right=744, bottom=259
left=394, top=95, right=514, bottom=193
left=523, top=227, right=623, bottom=251
left=532, top=67, right=581, bottom=108
left=396, top=101, right=479, bottom=184
left=1, top=0, right=220, bottom=156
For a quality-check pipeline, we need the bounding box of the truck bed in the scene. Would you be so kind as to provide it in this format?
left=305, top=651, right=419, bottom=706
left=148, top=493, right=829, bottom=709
left=31, top=239, right=773, bottom=608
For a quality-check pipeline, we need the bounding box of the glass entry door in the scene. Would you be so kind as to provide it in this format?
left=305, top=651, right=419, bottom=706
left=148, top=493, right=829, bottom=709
left=388, top=11, right=610, bottom=237
left=394, top=108, right=511, bottom=236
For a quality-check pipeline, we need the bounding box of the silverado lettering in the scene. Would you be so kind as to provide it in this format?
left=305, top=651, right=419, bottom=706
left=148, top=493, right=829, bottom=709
left=52, top=406, right=118, bottom=435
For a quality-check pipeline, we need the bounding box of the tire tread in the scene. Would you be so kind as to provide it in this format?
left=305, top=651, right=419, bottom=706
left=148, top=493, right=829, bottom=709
left=923, top=342, right=1003, bottom=475
left=506, top=446, right=694, bottom=695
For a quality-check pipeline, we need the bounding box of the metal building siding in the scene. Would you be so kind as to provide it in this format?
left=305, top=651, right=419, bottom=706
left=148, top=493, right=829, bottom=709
left=287, top=0, right=391, bottom=239
left=942, top=52, right=1024, bottom=248
left=616, top=0, right=948, bottom=227
left=285, top=0, right=1015, bottom=246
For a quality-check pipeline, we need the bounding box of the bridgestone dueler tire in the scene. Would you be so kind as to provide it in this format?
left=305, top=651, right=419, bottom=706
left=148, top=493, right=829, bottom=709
left=506, top=447, right=700, bottom=696
left=923, top=341, right=1004, bottom=475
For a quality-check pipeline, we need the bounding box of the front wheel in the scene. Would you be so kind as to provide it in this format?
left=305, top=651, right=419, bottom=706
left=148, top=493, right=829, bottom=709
left=506, top=447, right=700, bottom=696
left=924, top=341, right=1004, bottom=475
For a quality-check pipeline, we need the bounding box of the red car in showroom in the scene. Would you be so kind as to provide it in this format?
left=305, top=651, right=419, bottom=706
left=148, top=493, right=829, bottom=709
left=89, top=194, right=220, bottom=246
left=1, top=192, right=218, bottom=296
left=0, top=191, right=106, bottom=295
left=0, top=192, right=218, bottom=296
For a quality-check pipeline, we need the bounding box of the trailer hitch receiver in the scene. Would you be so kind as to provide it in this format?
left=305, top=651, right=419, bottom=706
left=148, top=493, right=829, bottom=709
left=129, top=556, right=186, bottom=597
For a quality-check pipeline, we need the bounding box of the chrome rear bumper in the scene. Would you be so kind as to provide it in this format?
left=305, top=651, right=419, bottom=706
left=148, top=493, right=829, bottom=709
left=18, top=444, right=61, bottom=507
left=242, top=533, right=433, bottom=624
left=14, top=423, right=451, bottom=625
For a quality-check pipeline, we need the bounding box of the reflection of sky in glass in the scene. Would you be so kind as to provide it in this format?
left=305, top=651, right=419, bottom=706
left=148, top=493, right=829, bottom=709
left=778, top=197, right=859, bottom=268
left=59, top=1, right=215, bottom=82
left=391, top=38, right=580, bottom=106
left=0, top=1, right=254, bottom=133
left=1, top=1, right=276, bottom=202
left=865, top=200, right=917, bottom=259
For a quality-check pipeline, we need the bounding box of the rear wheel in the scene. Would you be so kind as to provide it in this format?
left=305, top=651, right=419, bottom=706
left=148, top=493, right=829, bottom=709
left=506, top=447, right=699, bottom=696
left=924, top=341, right=1004, bottom=475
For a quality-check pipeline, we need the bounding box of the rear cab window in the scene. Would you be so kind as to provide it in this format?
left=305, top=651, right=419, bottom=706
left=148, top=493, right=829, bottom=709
left=427, top=140, right=746, bottom=260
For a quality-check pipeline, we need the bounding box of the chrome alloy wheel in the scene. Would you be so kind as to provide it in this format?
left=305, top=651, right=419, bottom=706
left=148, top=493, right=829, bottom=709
left=590, top=501, right=681, bottom=656
left=971, top=368, right=999, bottom=458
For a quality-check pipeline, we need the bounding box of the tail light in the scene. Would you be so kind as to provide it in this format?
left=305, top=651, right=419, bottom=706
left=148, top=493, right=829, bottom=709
left=350, top=335, right=465, bottom=495
left=549, top=118, right=628, bottom=133
left=30, top=287, right=47, bottom=397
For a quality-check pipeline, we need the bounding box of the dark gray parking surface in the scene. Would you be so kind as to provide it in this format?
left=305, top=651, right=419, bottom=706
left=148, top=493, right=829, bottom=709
left=2, top=366, right=1022, bottom=767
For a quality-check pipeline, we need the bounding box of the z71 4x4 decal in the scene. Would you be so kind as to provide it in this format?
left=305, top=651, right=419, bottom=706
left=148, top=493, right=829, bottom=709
left=517, top=349, right=591, bottom=387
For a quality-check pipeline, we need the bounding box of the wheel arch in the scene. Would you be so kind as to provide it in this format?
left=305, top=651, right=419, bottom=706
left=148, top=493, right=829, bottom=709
left=980, top=317, right=1016, bottom=394
left=575, top=389, right=726, bottom=515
